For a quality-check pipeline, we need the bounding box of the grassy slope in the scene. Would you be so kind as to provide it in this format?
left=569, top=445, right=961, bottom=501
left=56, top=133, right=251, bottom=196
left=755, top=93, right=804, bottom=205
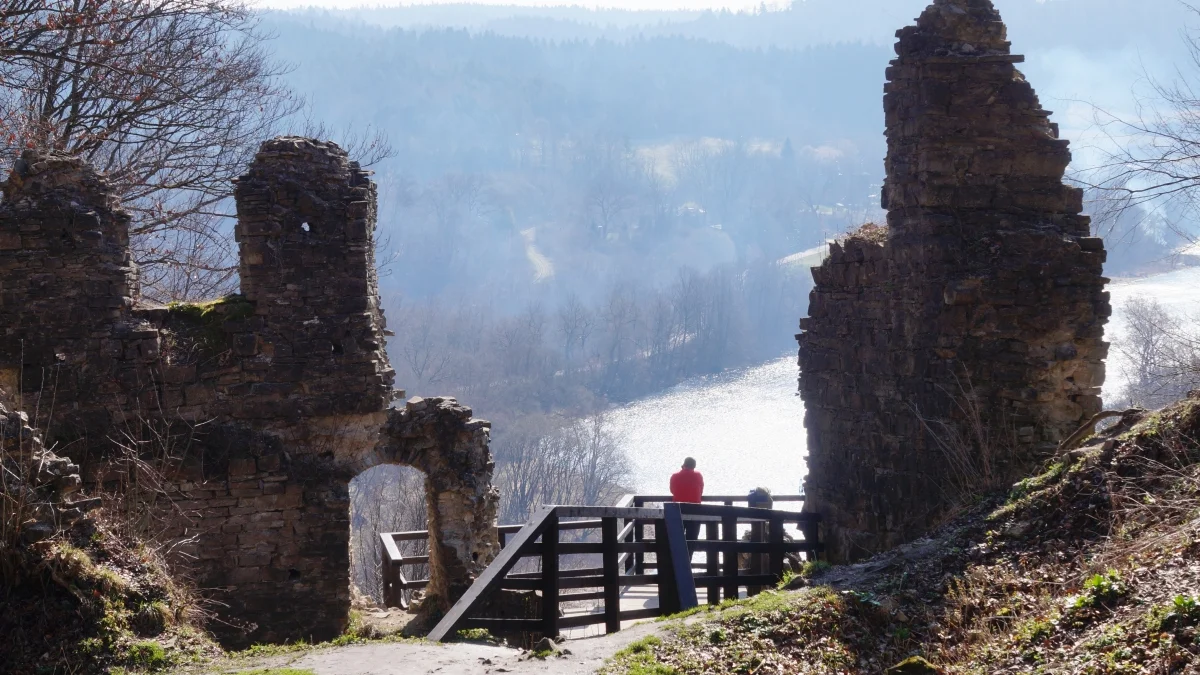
left=1, top=514, right=220, bottom=674
left=602, top=399, right=1200, bottom=674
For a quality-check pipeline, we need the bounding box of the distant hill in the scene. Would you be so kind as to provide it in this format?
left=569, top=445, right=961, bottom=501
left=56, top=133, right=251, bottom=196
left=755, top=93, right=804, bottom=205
left=279, top=0, right=1195, bottom=54
left=265, top=16, right=891, bottom=175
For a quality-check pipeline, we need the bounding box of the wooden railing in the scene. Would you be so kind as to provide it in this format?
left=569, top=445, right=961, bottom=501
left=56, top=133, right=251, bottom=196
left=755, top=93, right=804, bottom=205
left=379, top=493, right=805, bottom=609
left=381, top=524, right=524, bottom=609
left=423, top=500, right=821, bottom=642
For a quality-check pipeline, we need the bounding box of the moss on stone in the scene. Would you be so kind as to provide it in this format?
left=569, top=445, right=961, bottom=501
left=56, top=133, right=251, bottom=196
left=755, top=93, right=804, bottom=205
left=165, top=294, right=254, bottom=352
left=166, top=294, right=254, bottom=324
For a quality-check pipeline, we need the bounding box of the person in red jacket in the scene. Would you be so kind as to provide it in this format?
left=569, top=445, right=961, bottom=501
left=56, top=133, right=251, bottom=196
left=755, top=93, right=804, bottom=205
left=670, top=457, right=704, bottom=542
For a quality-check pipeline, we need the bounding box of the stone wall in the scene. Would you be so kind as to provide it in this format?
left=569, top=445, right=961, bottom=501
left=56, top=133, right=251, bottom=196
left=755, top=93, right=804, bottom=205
left=0, top=139, right=499, bottom=646
left=798, top=0, right=1111, bottom=563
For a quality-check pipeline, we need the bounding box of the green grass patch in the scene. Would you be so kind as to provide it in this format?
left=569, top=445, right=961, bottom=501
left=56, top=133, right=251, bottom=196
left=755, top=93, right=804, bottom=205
left=1070, top=570, right=1126, bottom=612
left=455, top=628, right=496, bottom=642
left=603, top=636, right=678, bottom=675
left=1146, top=594, right=1200, bottom=632
left=1014, top=617, right=1056, bottom=646
left=800, top=560, right=832, bottom=578
left=125, top=641, right=169, bottom=671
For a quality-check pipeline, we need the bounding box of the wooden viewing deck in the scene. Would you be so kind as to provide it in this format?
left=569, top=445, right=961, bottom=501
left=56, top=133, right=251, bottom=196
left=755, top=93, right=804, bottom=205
left=379, top=494, right=821, bottom=641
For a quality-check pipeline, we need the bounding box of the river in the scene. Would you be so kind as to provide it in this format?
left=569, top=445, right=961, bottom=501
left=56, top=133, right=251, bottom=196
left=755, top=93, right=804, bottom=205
left=605, top=269, right=1200, bottom=499
left=606, top=356, right=807, bottom=498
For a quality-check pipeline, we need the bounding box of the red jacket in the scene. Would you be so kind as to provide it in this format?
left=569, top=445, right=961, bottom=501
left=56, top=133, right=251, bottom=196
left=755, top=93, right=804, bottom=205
left=669, top=468, right=704, bottom=504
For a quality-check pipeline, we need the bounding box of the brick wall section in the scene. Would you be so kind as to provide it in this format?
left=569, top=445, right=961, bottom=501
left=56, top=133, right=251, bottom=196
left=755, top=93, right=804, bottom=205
left=798, top=0, right=1111, bottom=563
left=0, top=138, right=499, bottom=647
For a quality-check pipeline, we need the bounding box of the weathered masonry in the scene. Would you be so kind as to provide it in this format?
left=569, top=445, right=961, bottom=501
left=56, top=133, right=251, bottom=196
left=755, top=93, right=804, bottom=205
left=0, top=139, right=499, bottom=645
left=798, top=0, right=1110, bottom=562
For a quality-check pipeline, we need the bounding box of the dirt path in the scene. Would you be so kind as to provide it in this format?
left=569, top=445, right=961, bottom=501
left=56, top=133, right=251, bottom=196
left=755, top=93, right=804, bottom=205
left=208, top=621, right=661, bottom=675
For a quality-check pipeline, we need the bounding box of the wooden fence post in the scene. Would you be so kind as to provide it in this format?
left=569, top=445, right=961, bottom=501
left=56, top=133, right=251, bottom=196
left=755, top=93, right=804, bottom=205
left=602, top=517, right=621, bottom=634
left=769, top=513, right=785, bottom=582
left=541, top=509, right=560, bottom=639
left=705, top=521, right=720, bottom=605
left=722, top=509, right=738, bottom=601
left=634, top=497, right=646, bottom=575
left=749, top=518, right=765, bottom=596
left=659, top=503, right=698, bottom=615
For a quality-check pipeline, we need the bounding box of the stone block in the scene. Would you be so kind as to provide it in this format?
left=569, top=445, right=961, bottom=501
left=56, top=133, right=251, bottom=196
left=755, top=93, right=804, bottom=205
left=228, top=458, right=258, bottom=477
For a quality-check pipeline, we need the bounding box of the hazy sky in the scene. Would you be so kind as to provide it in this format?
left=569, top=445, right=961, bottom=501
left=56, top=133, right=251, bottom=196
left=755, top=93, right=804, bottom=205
left=255, top=0, right=773, bottom=10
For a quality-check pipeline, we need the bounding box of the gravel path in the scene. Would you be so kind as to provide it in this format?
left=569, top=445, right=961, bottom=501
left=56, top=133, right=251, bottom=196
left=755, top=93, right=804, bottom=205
left=216, top=621, right=662, bottom=675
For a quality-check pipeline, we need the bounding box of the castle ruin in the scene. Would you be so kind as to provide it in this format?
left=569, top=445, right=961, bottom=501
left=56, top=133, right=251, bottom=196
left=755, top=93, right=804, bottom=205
left=0, top=139, right=499, bottom=645
left=798, top=0, right=1110, bottom=562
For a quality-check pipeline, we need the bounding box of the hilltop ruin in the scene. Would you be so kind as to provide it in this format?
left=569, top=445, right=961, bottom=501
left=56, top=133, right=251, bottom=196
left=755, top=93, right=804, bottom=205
left=798, top=0, right=1110, bottom=562
left=0, top=139, right=499, bottom=645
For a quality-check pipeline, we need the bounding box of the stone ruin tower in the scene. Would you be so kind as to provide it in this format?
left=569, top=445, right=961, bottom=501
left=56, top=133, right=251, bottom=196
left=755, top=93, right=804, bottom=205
left=0, top=154, right=141, bottom=418
left=0, top=138, right=500, bottom=646
left=798, top=0, right=1110, bottom=562
left=234, top=138, right=394, bottom=419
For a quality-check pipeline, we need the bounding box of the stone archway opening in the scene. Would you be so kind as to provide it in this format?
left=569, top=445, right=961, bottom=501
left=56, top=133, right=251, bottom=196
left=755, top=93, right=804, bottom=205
left=349, top=464, right=426, bottom=608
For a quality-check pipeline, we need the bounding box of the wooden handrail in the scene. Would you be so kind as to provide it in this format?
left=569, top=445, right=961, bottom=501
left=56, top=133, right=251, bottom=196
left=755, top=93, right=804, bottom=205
left=383, top=493, right=821, bottom=636
left=427, top=506, right=558, bottom=642
left=426, top=499, right=822, bottom=642
left=630, top=494, right=805, bottom=503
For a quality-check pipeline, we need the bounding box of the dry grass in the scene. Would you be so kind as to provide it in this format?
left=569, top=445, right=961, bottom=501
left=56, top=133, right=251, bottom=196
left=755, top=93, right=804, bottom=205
left=844, top=221, right=887, bottom=245
left=1, top=385, right=219, bottom=673
left=909, top=374, right=1016, bottom=510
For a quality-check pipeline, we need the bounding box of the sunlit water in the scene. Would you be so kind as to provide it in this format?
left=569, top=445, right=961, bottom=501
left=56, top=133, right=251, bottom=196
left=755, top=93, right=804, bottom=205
left=606, top=357, right=807, bottom=497
left=603, top=269, right=1200, bottom=500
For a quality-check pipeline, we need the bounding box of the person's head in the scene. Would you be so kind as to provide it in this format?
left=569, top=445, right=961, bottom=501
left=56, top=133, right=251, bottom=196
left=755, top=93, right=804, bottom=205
left=682, top=457, right=697, bottom=470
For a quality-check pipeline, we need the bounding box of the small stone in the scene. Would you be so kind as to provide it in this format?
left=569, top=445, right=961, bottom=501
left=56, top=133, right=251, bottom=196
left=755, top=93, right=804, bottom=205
left=532, top=637, right=558, bottom=654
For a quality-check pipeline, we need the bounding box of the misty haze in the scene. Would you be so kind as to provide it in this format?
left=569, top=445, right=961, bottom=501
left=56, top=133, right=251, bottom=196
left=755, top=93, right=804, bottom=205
left=8, top=0, right=1200, bottom=670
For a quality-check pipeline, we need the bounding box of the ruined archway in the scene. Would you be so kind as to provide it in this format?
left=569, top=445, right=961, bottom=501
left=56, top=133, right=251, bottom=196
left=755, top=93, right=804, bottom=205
left=350, top=464, right=426, bottom=606
left=0, top=138, right=501, bottom=646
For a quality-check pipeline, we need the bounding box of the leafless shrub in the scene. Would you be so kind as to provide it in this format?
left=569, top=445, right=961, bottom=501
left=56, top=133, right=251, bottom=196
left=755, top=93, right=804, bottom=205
left=1112, top=295, right=1200, bottom=409
left=101, top=412, right=205, bottom=560
left=0, top=403, right=41, bottom=587
left=349, top=464, right=426, bottom=606
left=909, top=375, right=1015, bottom=507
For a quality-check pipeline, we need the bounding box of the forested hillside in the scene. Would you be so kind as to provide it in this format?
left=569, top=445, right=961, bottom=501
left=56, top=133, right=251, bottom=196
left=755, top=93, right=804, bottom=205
left=260, top=15, right=890, bottom=424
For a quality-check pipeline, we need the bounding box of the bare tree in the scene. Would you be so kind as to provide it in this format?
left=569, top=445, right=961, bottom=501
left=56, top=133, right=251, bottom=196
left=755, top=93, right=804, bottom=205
left=492, top=413, right=631, bottom=524
left=556, top=292, right=595, bottom=364
left=1113, top=296, right=1200, bottom=408
left=349, top=465, right=426, bottom=605
left=0, top=0, right=298, bottom=300
left=1078, top=6, right=1200, bottom=241
left=396, top=302, right=452, bottom=387
left=583, top=169, right=636, bottom=240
